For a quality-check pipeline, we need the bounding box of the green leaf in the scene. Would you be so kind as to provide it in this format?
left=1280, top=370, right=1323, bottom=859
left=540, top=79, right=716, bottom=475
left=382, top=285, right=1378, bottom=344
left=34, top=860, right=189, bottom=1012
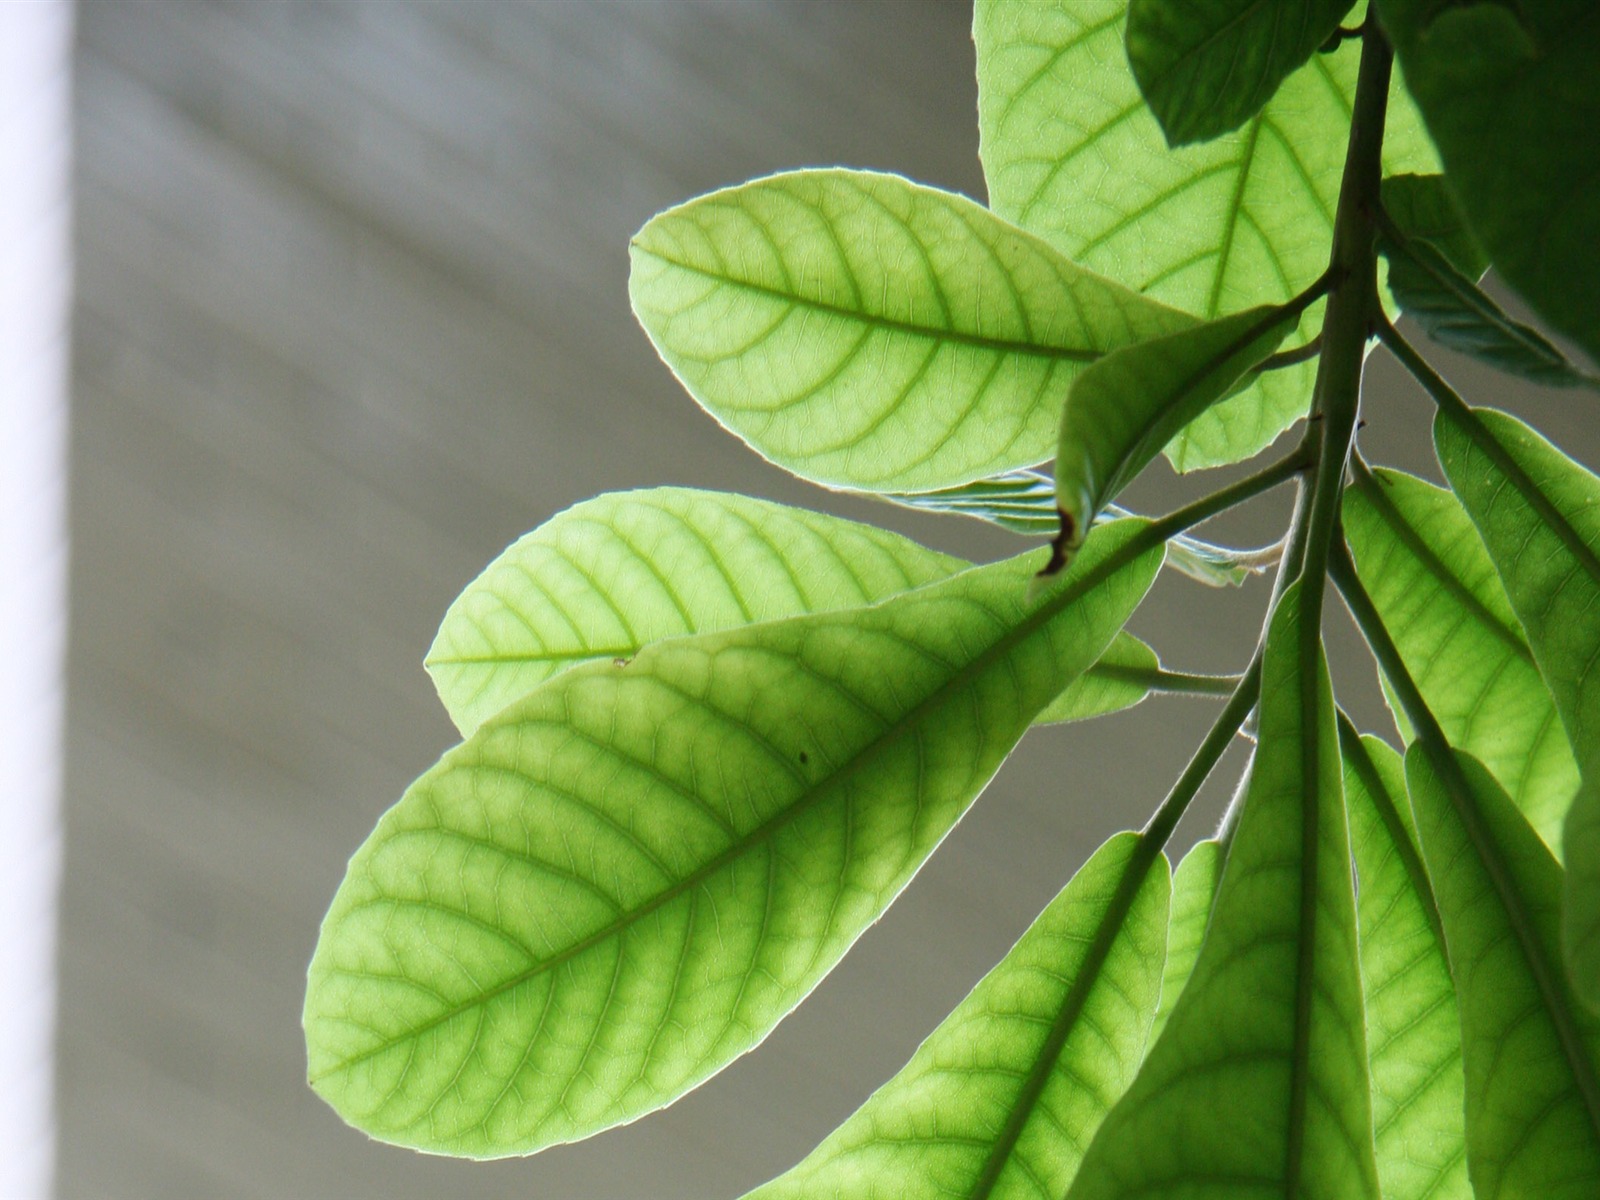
left=627, top=168, right=1192, bottom=494
left=1148, top=838, right=1218, bottom=1044
left=1379, top=0, right=1600, bottom=368
left=1065, top=582, right=1378, bottom=1200
left=1404, top=745, right=1600, bottom=1200
left=428, top=488, right=964, bottom=737
left=1342, top=464, right=1578, bottom=849
left=739, top=831, right=1171, bottom=1200
left=974, top=0, right=1438, bottom=471
left=1380, top=173, right=1488, bottom=280
left=1341, top=722, right=1469, bottom=1200
left=1434, top=406, right=1600, bottom=1008
left=879, top=470, right=1263, bottom=587
left=1036, top=631, right=1160, bottom=725
left=1054, top=303, right=1299, bottom=556
left=1126, top=0, right=1355, bottom=146
left=303, top=521, right=1163, bottom=1157
left=1378, top=221, right=1600, bottom=390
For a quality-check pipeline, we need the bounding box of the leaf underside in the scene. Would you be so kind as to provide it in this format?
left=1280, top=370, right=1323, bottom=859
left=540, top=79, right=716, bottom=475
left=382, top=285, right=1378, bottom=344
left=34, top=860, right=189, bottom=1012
left=1342, top=465, right=1578, bottom=849
left=1434, top=406, right=1600, bottom=1009
left=974, top=0, right=1438, bottom=471
left=1405, top=746, right=1600, bottom=1200
left=740, top=832, right=1170, bottom=1200
left=629, top=168, right=1191, bottom=495
left=1341, top=724, right=1469, bottom=1200
left=1148, top=838, right=1219, bottom=1045
left=1065, top=582, right=1378, bottom=1200
left=304, top=522, right=1162, bottom=1157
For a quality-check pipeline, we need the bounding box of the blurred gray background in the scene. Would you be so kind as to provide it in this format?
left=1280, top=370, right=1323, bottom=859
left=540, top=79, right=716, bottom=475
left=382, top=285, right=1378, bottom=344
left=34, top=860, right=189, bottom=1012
left=58, top=1, right=1600, bottom=1197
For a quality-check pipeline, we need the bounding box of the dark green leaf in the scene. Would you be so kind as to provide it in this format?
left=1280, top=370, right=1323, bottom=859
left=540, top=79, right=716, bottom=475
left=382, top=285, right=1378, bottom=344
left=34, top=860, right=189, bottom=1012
left=1065, top=582, right=1378, bottom=1200
left=1404, top=745, right=1600, bottom=1199
left=1343, top=464, right=1578, bottom=848
left=1379, top=222, right=1600, bottom=390
left=975, top=0, right=1438, bottom=471
left=1434, top=405, right=1600, bottom=1007
left=303, top=523, right=1162, bottom=1156
left=628, top=169, right=1192, bottom=494
left=1126, top=0, right=1355, bottom=146
left=1380, top=0, right=1600, bottom=367
left=1054, top=304, right=1299, bottom=557
left=739, top=832, right=1170, bottom=1200
left=1380, top=173, right=1488, bottom=280
left=1341, top=722, right=1469, bottom=1200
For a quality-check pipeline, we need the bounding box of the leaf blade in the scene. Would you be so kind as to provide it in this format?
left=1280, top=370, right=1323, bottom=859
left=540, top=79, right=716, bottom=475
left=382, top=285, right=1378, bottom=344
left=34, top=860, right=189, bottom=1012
left=1126, top=0, right=1355, bottom=146
left=427, top=488, right=964, bottom=736
left=740, top=831, right=1171, bottom=1200
left=628, top=169, right=1192, bottom=493
left=1379, top=0, right=1600, bottom=368
left=1342, top=463, right=1578, bottom=848
left=1404, top=745, right=1600, bottom=1200
left=1065, top=583, right=1378, bottom=1200
left=1054, top=303, right=1298, bottom=555
left=1434, top=405, right=1600, bottom=1008
left=1341, top=722, right=1469, bottom=1200
left=974, top=0, right=1438, bottom=470
left=305, top=522, right=1163, bottom=1157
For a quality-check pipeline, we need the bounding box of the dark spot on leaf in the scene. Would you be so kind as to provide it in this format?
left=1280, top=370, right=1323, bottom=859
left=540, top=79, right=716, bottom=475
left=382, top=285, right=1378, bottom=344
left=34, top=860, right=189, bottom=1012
left=799, top=751, right=809, bottom=765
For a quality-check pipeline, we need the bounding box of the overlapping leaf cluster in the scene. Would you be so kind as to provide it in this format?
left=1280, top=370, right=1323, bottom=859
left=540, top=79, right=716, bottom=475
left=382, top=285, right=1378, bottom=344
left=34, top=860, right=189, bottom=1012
left=305, top=2, right=1600, bottom=1197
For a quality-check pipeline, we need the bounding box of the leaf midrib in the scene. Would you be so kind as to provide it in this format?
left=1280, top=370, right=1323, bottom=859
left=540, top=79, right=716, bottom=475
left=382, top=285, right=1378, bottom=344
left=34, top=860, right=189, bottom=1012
left=632, top=243, right=1111, bottom=366
left=316, top=531, right=1159, bottom=1082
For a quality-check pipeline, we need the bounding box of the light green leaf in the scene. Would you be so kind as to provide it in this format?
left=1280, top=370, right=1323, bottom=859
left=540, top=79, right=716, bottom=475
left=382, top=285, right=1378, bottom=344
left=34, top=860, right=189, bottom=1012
left=740, top=831, right=1171, bottom=1200
left=428, top=488, right=963, bottom=736
left=1149, top=838, right=1218, bottom=1044
left=1379, top=221, right=1600, bottom=390
left=1036, top=631, right=1160, bottom=725
left=303, top=522, right=1163, bottom=1157
left=1054, top=304, right=1299, bottom=556
left=975, top=0, right=1438, bottom=471
left=1434, top=406, right=1600, bottom=1008
left=1066, top=582, right=1378, bottom=1200
left=1126, top=0, right=1355, bottom=146
left=1380, top=173, right=1489, bottom=280
left=1341, top=721, right=1469, bottom=1200
left=1342, top=464, right=1578, bottom=849
left=1379, top=0, right=1600, bottom=368
left=879, top=470, right=1263, bottom=587
left=1404, top=745, right=1600, bottom=1200
left=628, top=169, right=1192, bottom=494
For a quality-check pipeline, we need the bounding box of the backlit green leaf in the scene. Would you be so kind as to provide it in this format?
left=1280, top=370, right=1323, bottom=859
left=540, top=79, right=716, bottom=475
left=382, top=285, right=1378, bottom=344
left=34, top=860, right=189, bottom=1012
left=740, top=831, right=1170, bottom=1200
left=1341, top=722, right=1468, bottom=1200
left=1380, top=0, right=1600, bottom=367
left=1065, top=583, right=1378, bottom=1200
left=628, top=169, right=1191, bottom=494
left=1054, top=304, right=1298, bottom=556
left=1379, top=222, right=1599, bottom=390
left=974, top=0, right=1438, bottom=471
left=1434, top=406, right=1600, bottom=1008
left=1126, top=0, right=1354, bottom=146
left=1036, top=632, right=1160, bottom=725
left=303, top=522, right=1163, bottom=1157
left=1404, top=745, right=1600, bottom=1200
left=1342, top=464, right=1578, bottom=849
left=1148, top=838, right=1218, bottom=1044
left=428, top=488, right=962, bottom=736
left=1381, top=173, right=1488, bottom=281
